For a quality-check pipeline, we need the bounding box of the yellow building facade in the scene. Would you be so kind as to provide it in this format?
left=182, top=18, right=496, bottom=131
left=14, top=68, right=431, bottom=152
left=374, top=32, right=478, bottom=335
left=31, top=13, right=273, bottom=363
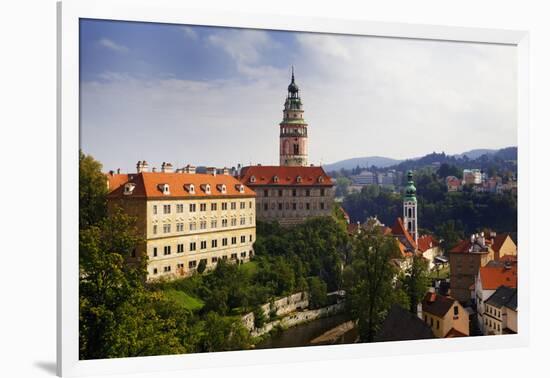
left=107, top=164, right=256, bottom=280
left=421, top=292, right=470, bottom=338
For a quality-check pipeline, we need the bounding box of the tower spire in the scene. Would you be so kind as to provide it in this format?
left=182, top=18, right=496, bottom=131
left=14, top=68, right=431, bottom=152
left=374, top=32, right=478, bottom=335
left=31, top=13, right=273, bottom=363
left=279, top=66, right=308, bottom=167
left=403, top=170, right=418, bottom=243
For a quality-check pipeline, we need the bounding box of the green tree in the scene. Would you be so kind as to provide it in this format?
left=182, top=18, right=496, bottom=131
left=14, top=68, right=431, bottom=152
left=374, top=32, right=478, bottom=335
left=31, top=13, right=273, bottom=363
left=437, top=163, right=461, bottom=179
left=197, top=259, right=207, bottom=274
left=343, top=230, right=404, bottom=342
left=435, top=220, right=464, bottom=255
left=253, top=305, right=267, bottom=329
left=307, top=276, right=328, bottom=309
left=400, top=254, right=430, bottom=314
left=200, top=312, right=252, bottom=352
left=79, top=150, right=108, bottom=229
left=79, top=208, right=186, bottom=359
left=335, top=176, right=352, bottom=197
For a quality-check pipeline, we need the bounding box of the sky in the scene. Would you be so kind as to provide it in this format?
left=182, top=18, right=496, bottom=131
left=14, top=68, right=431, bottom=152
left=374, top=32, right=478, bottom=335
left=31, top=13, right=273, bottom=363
left=79, top=19, right=517, bottom=172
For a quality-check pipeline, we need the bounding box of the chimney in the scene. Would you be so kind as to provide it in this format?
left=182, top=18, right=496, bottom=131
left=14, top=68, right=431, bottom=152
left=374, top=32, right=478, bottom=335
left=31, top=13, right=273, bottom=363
left=116, top=168, right=120, bottom=174
left=183, top=165, right=196, bottom=174
left=222, top=167, right=230, bottom=175
left=152, top=167, right=157, bottom=173
left=136, top=160, right=149, bottom=173
left=206, top=167, right=217, bottom=176
left=161, top=162, right=173, bottom=173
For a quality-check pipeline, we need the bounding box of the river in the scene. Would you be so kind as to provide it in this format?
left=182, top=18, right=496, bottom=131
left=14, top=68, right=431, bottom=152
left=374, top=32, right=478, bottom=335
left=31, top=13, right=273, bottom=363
left=255, top=313, right=358, bottom=350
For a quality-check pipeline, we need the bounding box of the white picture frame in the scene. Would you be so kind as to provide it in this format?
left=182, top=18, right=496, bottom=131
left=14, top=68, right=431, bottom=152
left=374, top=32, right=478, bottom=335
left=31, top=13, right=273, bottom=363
left=57, top=0, right=530, bottom=376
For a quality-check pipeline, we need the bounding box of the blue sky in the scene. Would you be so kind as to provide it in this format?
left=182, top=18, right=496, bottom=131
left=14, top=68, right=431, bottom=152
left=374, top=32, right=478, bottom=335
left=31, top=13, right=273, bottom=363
left=79, top=19, right=517, bottom=172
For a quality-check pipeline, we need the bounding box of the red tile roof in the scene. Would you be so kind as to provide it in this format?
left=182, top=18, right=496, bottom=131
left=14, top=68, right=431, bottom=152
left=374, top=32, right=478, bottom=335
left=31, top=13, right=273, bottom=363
left=422, top=292, right=457, bottom=318
left=347, top=223, right=360, bottom=235
left=106, top=172, right=255, bottom=199
left=417, top=235, right=439, bottom=252
left=479, top=265, right=518, bottom=290
left=446, top=176, right=461, bottom=186
left=396, top=240, right=413, bottom=258
left=391, top=217, right=417, bottom=250
left=106, top=173, right=129, bottom=193
left=450, top=239, right=471, bottom=253
left=339, top=206, right=350, bottom=222
left=238, top=165, right=333, bottom=187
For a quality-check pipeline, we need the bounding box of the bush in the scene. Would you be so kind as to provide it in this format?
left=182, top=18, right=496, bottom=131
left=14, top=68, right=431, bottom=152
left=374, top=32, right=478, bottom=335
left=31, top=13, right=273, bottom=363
left=307, top=277, right=328, bottom=309
left=253, top=305, right=267, bottom=329
left=197, top=259, right=207, bottom=274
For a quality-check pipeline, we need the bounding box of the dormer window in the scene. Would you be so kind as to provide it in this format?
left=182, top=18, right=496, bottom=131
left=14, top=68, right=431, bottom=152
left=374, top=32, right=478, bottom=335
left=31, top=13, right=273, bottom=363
left=250, top=176, right=256, bottom=183
left=158, top=184, right=170, bottom=195
left=317, top=176, right=324, bottom=183
left=235, top=184, right=245, bottom=193
left=273, top=175, right=279, bottom=183
left=296, top=176, right=302, bottom=183
left=184, top=184, right=195, bottom=194
left=200, top=184, right=211, bottom=194
left=217, top=184, right=227, bottom=194
left=124, top=183, right=136, bottom=195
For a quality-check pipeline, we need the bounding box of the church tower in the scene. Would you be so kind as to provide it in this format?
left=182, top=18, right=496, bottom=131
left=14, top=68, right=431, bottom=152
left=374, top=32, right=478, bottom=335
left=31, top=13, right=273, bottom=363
left=279, top=67, right=308, bottom=166
left=403, top=170, right=418, bottom=243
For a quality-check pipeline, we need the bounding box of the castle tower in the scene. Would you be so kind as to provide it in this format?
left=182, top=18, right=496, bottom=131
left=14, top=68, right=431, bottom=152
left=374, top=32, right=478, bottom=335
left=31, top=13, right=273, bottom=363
left=279, top=67, right=308, bottom=166
left=403, top=170, right=418, bottom=243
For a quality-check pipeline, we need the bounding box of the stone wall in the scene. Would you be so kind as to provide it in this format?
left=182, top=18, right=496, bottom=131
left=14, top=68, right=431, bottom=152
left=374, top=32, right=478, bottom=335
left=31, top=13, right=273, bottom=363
left=249, top=302, right=345, bottom=338
left=242, top=292, right=309, bottom=331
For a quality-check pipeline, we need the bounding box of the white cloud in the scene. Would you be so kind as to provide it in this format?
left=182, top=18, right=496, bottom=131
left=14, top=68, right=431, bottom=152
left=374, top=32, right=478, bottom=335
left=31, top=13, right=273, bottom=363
left=81, top=30, right=517, bottom=171
left=98, top=38, right=129, bottom=53
left=180, top=26, right=198, bottom=40
left=207, top=29, right=284, bottom=79
left=291, top=34, right=517, bottom=161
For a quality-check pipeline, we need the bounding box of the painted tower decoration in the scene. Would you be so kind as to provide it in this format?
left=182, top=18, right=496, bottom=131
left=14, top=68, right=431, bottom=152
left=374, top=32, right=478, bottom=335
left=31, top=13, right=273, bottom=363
left=279, top=67, right=308, bottom=167
left=403, top=170, right=418, bottom=242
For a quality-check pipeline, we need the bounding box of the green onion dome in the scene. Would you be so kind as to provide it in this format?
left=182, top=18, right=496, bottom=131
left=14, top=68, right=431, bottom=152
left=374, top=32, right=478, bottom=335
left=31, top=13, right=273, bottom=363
left=404, top=170, right=417, bottom=201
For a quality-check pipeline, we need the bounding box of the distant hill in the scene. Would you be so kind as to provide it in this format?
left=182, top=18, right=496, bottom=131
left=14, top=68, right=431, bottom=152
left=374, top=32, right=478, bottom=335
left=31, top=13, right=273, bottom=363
left=324, top=156, right=402, bottom=171
left=324, top=147, right=517, bottom=173
left=452, top=149, right=498, bottom=160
